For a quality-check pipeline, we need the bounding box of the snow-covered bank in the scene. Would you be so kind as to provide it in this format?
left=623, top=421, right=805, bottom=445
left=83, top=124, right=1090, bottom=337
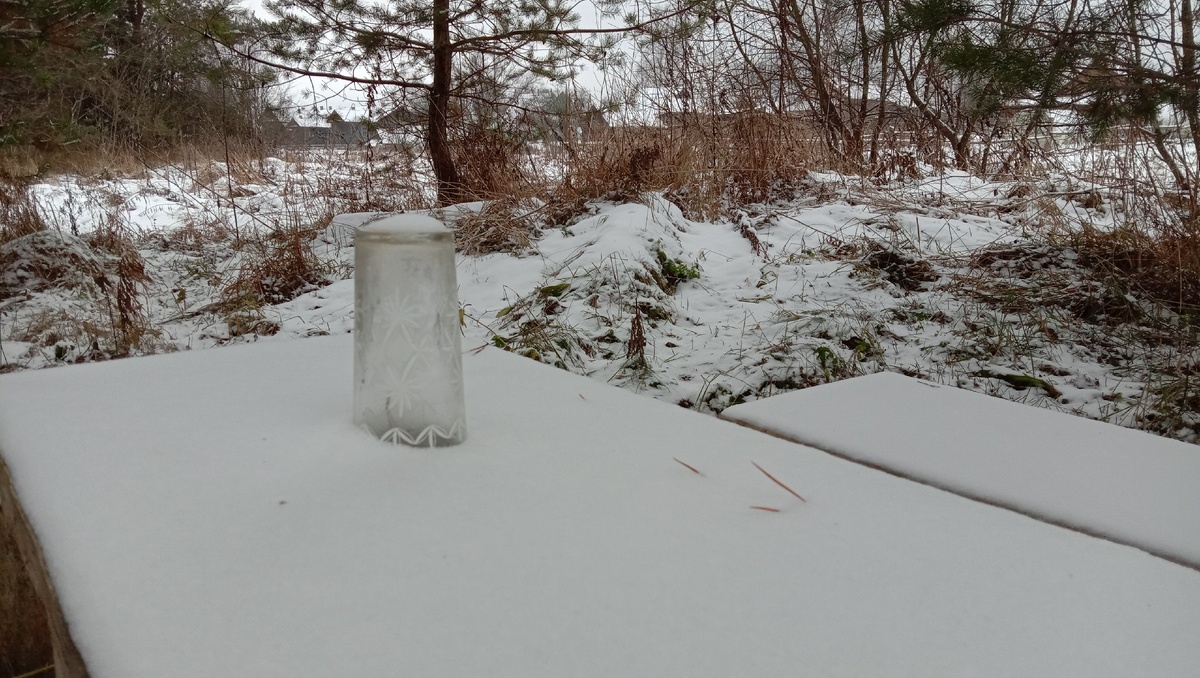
left=1, top=159, right=1197, bottom=443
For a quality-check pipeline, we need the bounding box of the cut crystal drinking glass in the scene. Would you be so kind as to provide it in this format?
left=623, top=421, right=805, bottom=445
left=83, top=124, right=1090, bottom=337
left=353, top=214, right=467, bottom=447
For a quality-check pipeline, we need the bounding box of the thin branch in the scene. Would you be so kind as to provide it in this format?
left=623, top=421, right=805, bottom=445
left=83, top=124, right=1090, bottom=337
left=209, top=38, right=433, bottom=90
left=449, top=5, right=698, bottom=50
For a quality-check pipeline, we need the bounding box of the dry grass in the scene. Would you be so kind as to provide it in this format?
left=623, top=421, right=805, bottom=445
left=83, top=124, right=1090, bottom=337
left=453, top=198, right=542, bottom=256
left=0, top=522, right=53, bottom=678
left=36, top=139, right=272, bottom=184
left=0, top=183, right=47, bottom=246
left=451, top=126, right=539, bottom=201
left=1069, top=226, right=1200, bottom=317
left=220, top=224, right=331, bottom=314
left=558, top=114, right=834, bottom=219
left=0, top=147, right=42, bottom=182
left=87, top=225, right=155, bottom=357
left=625, top=305, right=647, bottom=362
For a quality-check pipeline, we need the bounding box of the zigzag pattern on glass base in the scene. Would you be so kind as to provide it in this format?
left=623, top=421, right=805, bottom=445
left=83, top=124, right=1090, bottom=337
left=378, top=420, right=466, bottom=448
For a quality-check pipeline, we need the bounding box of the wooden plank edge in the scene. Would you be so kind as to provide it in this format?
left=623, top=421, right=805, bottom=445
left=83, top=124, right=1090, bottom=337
left=0, top=452, right=91, bottom=678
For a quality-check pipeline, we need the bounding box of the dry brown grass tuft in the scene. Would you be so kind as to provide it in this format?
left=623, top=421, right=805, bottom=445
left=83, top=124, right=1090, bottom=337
left=0, top=183, right=47, bottom=247
left=453, top=198, right=542, bottom=256
left=165, top=215, right=239, bottom=252
left=0, top=522, right=53, bottom=678
left=220, top=225, right=331, bottom=315
left=0, top=146, right=43, bottom=181
left=451, top=126, right=538, bottom=202
left=87, top=224, right=155, bottom=356
left=626, top=305, right=647, bottom=362
left=1070, top=226, right=1200, bottom=317
left=561, top=129, right=666, bottom=204
left=558, top=114, right=833, bottom=219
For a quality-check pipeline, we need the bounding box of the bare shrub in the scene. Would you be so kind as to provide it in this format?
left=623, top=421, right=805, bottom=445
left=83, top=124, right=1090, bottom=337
left=719, top=113, right=836, bottom=205
left=451, top=125, right=537, bottom=201
left=560, top=127, right=671, bottom=204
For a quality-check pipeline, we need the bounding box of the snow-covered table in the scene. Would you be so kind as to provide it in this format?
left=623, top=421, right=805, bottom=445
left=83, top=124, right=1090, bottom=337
left=721, top=371, right=1200, bottom=570
left=2, top=337, right=1199, bottom=678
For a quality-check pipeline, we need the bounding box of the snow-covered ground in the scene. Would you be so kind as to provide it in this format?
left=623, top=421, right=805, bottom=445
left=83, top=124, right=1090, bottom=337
left=1, top=153, right=1196, bottom=443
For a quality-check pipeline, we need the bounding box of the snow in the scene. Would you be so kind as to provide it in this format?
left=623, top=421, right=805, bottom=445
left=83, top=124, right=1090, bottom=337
left=1, top=335, right=1199, bottom=677
left=4, top=160, right=1194, bottom=443
left=357, top=212, right=451, bottom=236
left=721, top=372, right=1200, bottom=569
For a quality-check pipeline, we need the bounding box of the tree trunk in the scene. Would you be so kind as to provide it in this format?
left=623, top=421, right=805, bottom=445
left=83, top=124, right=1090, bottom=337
left=867, top=0, right=891, bottom=166
left=784, top=0, right=850, bottom=161
left=127, top=0, right=144, bottom=42
left=429, top=0, right=463, bottom=206
left=894, top=41, right=971, bottom=170
left=1180, top=0, right=1199, bottom=188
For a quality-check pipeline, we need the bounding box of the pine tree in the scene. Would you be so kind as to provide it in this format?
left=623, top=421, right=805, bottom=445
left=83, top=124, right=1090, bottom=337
left=248, top=0, right=697, bottom=205
left=0, top=0, right=271, bottom=153
left=888, top=0, right=1184, bottom=166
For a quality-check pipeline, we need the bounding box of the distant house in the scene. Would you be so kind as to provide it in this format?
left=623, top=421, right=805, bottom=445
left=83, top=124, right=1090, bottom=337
left=329, top=119, right=374, bottom=145
left=540, top=108, right=608, bottom=144
left=375, top=100, right=429, bottom=131
left=845, top=98, right=920, bottom=130
left=260, top=108, right=377, bottom=148
left=659, top=109, right=800, bottom=131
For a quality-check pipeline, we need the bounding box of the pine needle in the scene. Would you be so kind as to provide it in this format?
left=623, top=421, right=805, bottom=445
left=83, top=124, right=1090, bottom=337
left=752, top=461, right=806, bottom=502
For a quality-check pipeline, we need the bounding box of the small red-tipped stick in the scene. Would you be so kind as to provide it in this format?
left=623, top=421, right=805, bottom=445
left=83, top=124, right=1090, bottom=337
left=752, top=462, right=807, bottom=502
left=673, top=457, right=705, bottom=476
left=750, top=506, right=781, bottom=512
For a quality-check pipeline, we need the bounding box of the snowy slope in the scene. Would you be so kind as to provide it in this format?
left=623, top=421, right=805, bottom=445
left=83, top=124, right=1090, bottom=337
left=3, top=164, right=1196, bottom=446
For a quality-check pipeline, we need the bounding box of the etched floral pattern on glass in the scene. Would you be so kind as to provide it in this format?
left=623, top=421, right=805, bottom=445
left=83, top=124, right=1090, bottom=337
left=353, top=215, right=466, bottom=447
